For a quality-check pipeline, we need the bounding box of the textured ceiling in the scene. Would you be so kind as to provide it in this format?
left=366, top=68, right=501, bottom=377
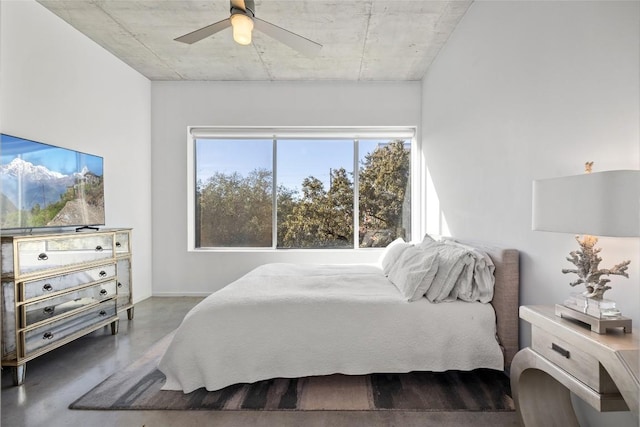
left=37, top=0, right=473, bottom=81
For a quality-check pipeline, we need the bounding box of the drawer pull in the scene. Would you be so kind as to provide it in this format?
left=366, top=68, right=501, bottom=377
left=99, top=270, right=107, bottom=277
left=116, top=242, right=122, bottom=248
left=43, top=306, right=55, bottom=315
left=43, top=283, right=54, bottom=292
left=117, top=282, right=122, bottom=288
left=99, top=310, right=107, bottom=317
left=95, top=245, right=103, bottom=252
left=552, top=343, right=570, bottom=358
left=37, top=253, right=49, bottom=261
left=43, top=332, right=54, bottom=340
left=100, top=289, right=108, bottom=296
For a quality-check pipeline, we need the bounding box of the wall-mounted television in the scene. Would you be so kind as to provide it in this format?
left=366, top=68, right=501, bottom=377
left=0, top=134, right=105, bottom=231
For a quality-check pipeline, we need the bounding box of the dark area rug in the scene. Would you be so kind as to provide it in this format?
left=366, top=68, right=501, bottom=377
left=70, top=332, right=514, bottom=411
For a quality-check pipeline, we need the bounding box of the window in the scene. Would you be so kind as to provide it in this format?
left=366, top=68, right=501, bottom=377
left=358, top=139, right=412, bottom=248
left=277, top=139, right=354, bottom=248
left=195, top=139, right=272, bottom=247
left=190, top=128, right=415, bottom=250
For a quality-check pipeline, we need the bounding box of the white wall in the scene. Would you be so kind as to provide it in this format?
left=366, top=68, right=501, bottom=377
left=0, top=0, right=153, bottom=302
left=151, top=81, right=421, bottom=295
left=421, top=1, right=639, bottom=426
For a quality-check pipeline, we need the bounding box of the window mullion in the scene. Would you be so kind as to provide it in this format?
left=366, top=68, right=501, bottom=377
left=272, top=137, right=278, bottom=249
left=353, top=139, right=359, bottom=249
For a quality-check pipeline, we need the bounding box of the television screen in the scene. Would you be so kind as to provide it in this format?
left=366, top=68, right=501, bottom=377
left=0, top=134, right=105, bottom=230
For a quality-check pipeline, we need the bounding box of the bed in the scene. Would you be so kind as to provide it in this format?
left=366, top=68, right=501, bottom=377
left=158, top=237, right=520, bottom=393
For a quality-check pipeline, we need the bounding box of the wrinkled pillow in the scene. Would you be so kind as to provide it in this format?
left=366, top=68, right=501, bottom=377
left=380, top=239, right=412, bottom=275
left=419, top=233, right=438, bottom=246
left=419, top=239, right=474, bottom=303
left=388, top=246, right=440, bottom=301
left=444, top=240, right=495, bottom=303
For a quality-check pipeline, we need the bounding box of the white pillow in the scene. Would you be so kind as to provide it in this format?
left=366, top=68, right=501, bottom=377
left=377, top=237, right=405, bottom=265
left=379, top=238, right=412, bottom=275
left=420, top=239, right=474, bottom=303
left=419, top=233, right=438, bottom=246
left=443, top=240, right=495, bottom=303
left=388, top=246, right=440, bottom=301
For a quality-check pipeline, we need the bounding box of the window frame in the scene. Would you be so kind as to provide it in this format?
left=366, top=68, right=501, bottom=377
left=187, top=127, right=419, bottom=252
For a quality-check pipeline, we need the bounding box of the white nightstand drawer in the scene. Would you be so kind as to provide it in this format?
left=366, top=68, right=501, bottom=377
left=532, top=325, right=618, bottom=394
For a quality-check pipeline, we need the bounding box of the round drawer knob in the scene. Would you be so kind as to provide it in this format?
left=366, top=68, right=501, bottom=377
left=43, top=284, right=54, bottom=292
left=43, top=332, right=54, bottom=340
left=38, top=253, right=49, bottom=261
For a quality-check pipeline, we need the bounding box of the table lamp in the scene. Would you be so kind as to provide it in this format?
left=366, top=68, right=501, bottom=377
left=532, top=168, right=640, bottom=333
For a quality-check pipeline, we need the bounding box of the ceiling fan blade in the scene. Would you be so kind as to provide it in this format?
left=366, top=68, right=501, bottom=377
left=254, top=18, right=322, bottom=58
left=174, top=18, right=231, bottom=44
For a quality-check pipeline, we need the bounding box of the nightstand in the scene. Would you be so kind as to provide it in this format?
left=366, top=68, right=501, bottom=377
left=511, top=305, right=639, bottom=426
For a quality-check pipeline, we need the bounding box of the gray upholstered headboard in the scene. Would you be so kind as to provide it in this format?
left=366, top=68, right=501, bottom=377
left=445, top=238, right=520, bottom=369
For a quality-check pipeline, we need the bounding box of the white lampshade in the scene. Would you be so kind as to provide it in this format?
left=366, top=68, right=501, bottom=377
left=230, top=13, right=254, bottom=45
left=532, top=170, right=640, bottom=237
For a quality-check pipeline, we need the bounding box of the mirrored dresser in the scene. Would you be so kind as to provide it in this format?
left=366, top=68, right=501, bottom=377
left=1, top=228, right=133, bottom=385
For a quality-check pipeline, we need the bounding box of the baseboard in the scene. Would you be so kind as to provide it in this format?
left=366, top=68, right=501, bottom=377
left=151, top=292, right=211, bottom=297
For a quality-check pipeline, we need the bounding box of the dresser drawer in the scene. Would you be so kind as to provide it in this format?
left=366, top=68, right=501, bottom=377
left=16, top=234, right=114, bottom=276
left=22, top=301, right=117, bottom=356
left=22, top=280, right=117, bottom=327
left=115, top=258, right=132, bottom=309
left=115, top=232, right=131, bottom=255
left=2, top=281, right=17, bottom=359
left=532, top=325, right=618, bottom=393
left=22, top=264, right=116, bottom=301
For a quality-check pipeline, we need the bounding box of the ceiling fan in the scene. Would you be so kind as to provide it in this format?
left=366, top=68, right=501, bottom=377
left=174, top=0, right=322, bottom=57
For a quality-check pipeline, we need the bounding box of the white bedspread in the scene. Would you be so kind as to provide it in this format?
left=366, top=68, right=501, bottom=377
left=158, top=263, right=504, bottom=393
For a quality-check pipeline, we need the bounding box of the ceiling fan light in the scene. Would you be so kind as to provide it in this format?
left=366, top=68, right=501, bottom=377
left=230, top=13, right=254, bottom=45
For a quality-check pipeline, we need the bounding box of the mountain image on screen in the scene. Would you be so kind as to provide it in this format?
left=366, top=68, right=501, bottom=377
left=0, top=135, right=105, bottom=229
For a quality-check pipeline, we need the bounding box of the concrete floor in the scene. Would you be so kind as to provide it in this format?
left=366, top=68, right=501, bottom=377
left=1, top=297, right=520, bottom=427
